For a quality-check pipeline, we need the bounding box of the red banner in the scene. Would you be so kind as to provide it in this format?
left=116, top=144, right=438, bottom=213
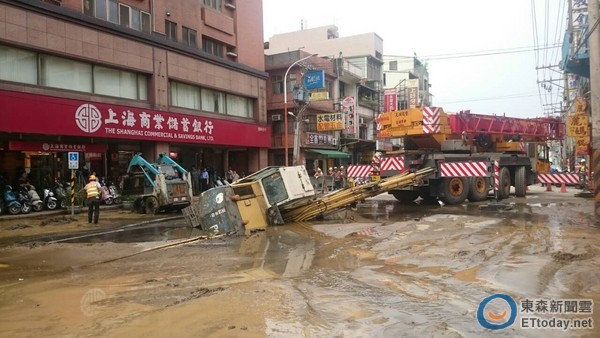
left=8, top=141, right=108, bottom=153
left=383, top=89, right=397, bottom=112
left=0, top=90, right=271, bottom=147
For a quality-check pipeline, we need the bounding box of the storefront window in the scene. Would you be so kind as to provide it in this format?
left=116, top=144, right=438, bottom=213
left=170, top=82, right=201, bottom=109
left=40, top=54, right=93, bottom=92
left=0, top=45, right=37, bottom=84
left=227, top=94, right=253, bottom=118
left=94, top=66, right=139, bottom=100
left=1, top=43, right=148, bottom=101
left=201, top=88, right=225, bottom=113
left=170, top=80, right=254, bottom=118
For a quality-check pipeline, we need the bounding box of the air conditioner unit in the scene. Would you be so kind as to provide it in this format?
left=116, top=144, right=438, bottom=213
left=226, top=51, right=238, bottom=57
left=331, top=138, right=338, bottom=146
left=272, top=114, right=282, bottom=121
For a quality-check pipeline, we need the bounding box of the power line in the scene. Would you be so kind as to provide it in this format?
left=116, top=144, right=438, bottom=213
left=385, top=44, right=561, bottom=61
left=437, top=92, right=540, bottom=105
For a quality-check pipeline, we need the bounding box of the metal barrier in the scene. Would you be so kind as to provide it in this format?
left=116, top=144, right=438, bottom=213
left=182, top=205, right=201, bottom=228
left=537, top=173, right=580, bottom=185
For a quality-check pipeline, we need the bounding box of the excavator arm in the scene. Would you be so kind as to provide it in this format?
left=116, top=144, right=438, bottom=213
left=127, top=153, right=160, bottom=188
left=156, top=153, right=189, bottom=175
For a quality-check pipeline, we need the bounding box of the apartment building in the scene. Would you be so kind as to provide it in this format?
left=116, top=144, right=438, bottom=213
left=0, top=0, right=267, bottom=189
left=265, top=25, right=383, bottom=166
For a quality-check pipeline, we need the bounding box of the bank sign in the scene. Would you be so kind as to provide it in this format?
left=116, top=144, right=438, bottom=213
left=0, top=90, right=271, bottom=148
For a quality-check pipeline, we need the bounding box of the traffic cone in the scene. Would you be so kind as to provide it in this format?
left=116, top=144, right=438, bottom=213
left=546, top=183, right=552, bottom=191
left=560, top=182, right=567, bottom=193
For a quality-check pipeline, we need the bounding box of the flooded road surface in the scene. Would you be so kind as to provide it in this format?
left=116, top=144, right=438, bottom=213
left=0, top=185, right=599, bottom=337
left=17, top=219, right=193, bottom=244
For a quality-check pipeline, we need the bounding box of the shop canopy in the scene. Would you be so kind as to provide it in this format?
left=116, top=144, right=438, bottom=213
left=306, top=149, right=350, bottom=159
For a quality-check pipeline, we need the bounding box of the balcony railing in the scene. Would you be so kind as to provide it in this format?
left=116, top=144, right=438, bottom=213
left=339, top=60, right=362, bottom=78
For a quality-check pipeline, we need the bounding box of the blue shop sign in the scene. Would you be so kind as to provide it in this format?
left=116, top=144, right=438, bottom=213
left=304, top=70, right=325, bottom=90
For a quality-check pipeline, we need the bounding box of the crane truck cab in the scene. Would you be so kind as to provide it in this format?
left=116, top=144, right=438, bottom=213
left=123, top=153, right=193, bottom=214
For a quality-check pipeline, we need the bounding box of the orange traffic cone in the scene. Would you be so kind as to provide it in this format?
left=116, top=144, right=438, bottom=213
left=546, top=183, right=552, bottom=192
left=560, top=183, right=567, bottom=193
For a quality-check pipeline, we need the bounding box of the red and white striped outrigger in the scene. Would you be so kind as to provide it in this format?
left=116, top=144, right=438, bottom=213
left=380, top=156, right=490, bottom=178
left=345, top=165, right=372, bottom=179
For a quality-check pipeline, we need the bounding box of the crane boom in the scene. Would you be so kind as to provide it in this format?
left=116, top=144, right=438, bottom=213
left=450, top=110, right=563, bottom=141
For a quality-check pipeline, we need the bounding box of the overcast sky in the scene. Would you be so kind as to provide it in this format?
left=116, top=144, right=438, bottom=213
left=263, top=0, right=567, bottom=119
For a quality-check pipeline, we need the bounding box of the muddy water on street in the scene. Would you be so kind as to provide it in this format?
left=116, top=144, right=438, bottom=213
left=0, top=193, right=599, bottom=337
left=258, top=197, right=600, bottom=337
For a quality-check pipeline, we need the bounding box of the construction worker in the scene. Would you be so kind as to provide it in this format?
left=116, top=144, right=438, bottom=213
left=579, top=158, right=586, bottom=173
left=82, top=174, right=101, bottom=224
left=579, top=159, right=588, bottom=189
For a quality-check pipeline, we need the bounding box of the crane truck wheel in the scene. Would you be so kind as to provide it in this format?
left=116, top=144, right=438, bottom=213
left=498, top=167, right=511, bottom=199
left=514, top=166, right=527, bottom=197
left=468, top=177, right=489, bottom=202
left=392, top=190, right=420, bottom=204
left=144, top=196, right=160, bottom=214
left=440, top=177, right=469, bottom=205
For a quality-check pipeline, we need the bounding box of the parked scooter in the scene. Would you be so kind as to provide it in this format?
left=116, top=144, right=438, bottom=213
left=16, top=187, right=32, bottom=214
left=42, top=186, right=58, bottom=210
left=25, top=185, right=44, bottom=212
left=99, top=178, right=114, bottom=205
left=98, top=178, right=121, bottom=205
left=3, top=185, right=23, bottom=215
left=54, top=181, right=68, bottom=209
left=107, top=181, right=121, bottom=204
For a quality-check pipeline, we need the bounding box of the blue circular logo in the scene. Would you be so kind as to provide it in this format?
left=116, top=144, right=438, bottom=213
left=477, top=294, right=517, bottom=330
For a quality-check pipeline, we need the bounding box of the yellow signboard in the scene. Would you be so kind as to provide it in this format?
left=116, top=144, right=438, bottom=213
left=566, top=113, right=589, bottom=138
left=574, top=96, right=587, bottom=113
left=317, top=113, right=344, bottom=131
left=310, top=91, right=329, bottom=101
left=576, top=136, right=589, bottom=155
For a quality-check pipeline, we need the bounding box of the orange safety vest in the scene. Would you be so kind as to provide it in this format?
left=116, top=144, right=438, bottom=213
left=84, top=182, right=100, bottom=198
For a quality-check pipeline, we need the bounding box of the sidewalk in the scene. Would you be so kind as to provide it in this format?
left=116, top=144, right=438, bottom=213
left=0, top=203, right=123, bottom=221
left=1, top=195, right=202, bottom=222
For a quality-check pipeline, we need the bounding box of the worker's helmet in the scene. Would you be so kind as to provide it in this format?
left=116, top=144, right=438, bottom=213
left=580, top=159, right=586, bottom=163
left=89, top=175, right=97, bottom=181
left=329, top=167, right=332, bottom=170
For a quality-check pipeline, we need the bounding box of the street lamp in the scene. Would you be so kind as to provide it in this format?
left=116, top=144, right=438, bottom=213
left=284, top=53, right=317, bottom=166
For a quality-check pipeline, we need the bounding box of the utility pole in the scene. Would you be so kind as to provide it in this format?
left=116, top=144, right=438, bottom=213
left=590, top=0, right=600, bottom=220
left=564, top=0, right=573, bottom=171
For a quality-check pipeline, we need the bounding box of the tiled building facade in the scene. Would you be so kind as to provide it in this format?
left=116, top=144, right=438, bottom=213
left=0, top=0, right=267, bottom=189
